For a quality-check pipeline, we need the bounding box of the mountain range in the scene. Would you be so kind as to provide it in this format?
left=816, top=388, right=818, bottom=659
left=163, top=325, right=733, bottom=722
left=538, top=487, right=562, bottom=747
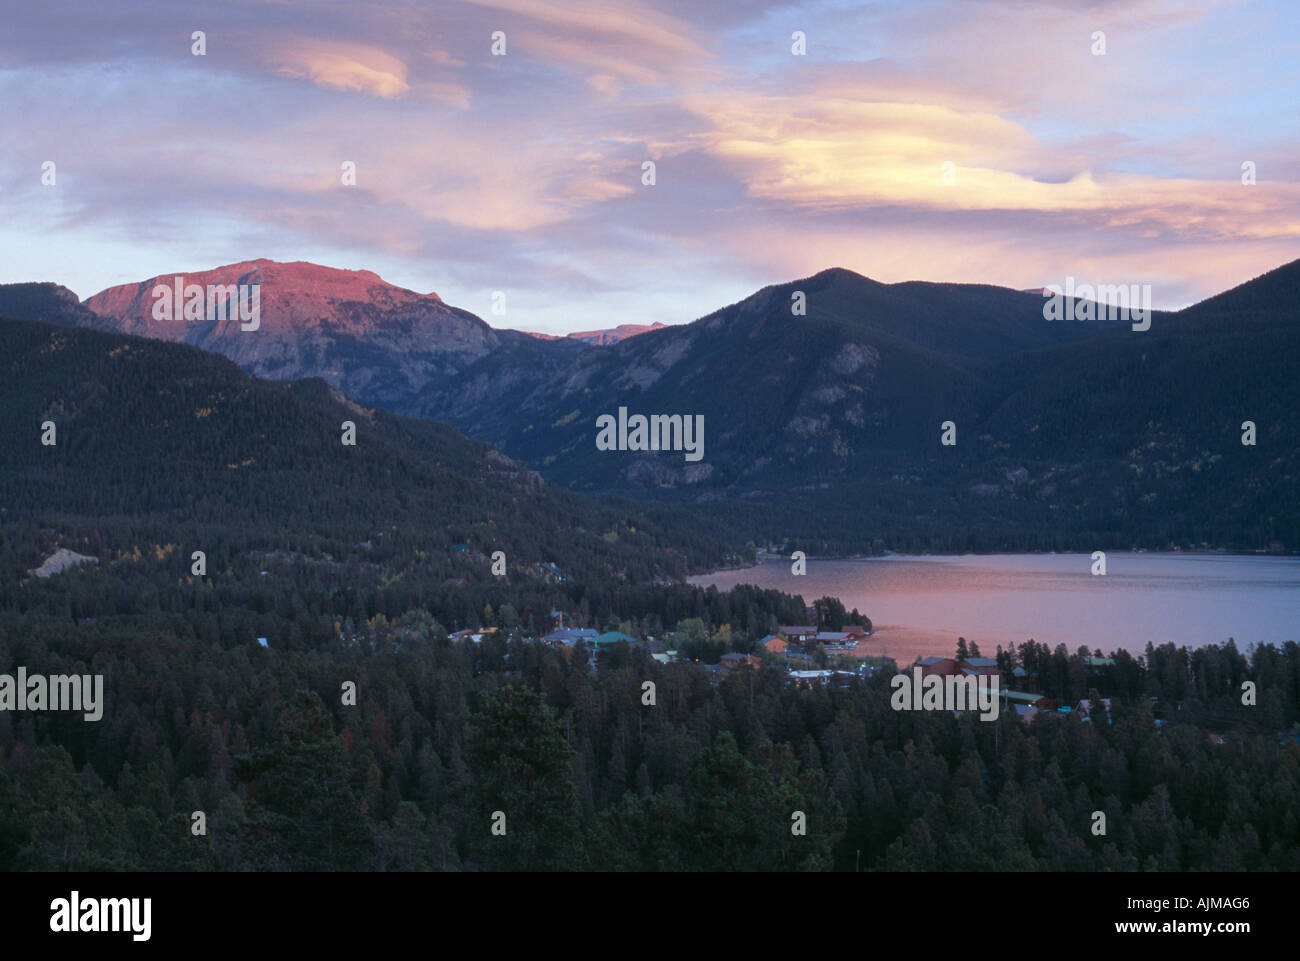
left=519, top=322, right=668, bottom=345
left=63, top=260, right=584, bottom=416
left=2, top=256, right=1295, bottom=552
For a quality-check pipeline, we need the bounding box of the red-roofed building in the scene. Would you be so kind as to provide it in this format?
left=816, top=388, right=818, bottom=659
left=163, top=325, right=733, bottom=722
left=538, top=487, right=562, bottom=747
left=915, top=656, right=959, bottom=678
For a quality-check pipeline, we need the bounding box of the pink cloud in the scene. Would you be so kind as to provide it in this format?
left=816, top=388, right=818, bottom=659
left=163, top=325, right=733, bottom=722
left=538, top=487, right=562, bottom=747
left=259, top=39, right=414, bottom=99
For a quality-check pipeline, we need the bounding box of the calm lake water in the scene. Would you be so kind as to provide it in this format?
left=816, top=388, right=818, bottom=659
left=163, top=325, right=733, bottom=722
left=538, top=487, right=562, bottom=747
left=689, top=553, right=1300, bottom=664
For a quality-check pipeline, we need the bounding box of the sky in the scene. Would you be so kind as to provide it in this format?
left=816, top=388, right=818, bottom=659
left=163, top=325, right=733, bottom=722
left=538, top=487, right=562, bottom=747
left=1, top=0, right=1297, bottom=335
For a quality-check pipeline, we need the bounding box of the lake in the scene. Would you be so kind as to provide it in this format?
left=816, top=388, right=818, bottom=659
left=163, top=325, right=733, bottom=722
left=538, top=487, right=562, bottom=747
left=689, top=553, right=1300, bottom=664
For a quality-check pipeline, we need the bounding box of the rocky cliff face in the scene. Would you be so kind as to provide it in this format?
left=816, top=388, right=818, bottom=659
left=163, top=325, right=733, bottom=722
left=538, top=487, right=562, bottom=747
left=82, top=260, right=510, bottom=410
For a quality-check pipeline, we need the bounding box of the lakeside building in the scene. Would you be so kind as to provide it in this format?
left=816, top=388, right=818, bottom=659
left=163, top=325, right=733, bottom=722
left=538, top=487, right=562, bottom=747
left=777, top=625, right=818, bottom=644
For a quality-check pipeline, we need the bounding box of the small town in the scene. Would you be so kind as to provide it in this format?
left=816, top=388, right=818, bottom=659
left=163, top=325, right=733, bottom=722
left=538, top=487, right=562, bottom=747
left=444, top=616, right=1130, bottom=725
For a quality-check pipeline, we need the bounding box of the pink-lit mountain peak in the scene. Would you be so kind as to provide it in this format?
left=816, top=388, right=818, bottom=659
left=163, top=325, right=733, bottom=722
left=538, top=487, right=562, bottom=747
left=76, top=260, right=497, bottom=409
left=82, top=259, right=445, bottom=338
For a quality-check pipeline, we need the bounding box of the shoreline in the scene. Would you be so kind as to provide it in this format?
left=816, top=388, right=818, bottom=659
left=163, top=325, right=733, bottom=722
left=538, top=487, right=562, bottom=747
left=690, top=547, right=1296, bottom=580
left=685, top=552, right=1300, bottom=660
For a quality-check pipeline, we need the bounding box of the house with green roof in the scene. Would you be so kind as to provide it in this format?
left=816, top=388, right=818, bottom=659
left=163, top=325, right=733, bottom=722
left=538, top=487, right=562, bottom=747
left=592, top=631, right=639, bottom=649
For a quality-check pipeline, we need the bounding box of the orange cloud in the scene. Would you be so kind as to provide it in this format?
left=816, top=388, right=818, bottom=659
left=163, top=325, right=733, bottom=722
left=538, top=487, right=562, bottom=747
left=685, top=93, right=1300, bottom=242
